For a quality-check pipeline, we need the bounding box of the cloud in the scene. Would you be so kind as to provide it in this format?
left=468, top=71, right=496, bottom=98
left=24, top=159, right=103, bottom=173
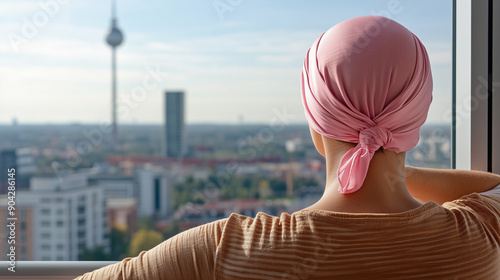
left=0, top=1, right=39, bottom=17
left=0, top=12, right=452, bottom=124
left=144, top=30, right=317, bottom=54
left=429, top=51, right=452, bottom=65
left=425, top=42, right=452, bottom=65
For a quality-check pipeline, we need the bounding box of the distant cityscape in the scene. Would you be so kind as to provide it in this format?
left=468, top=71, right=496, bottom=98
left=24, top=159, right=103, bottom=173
left=0, top=118, right=451, bottom=261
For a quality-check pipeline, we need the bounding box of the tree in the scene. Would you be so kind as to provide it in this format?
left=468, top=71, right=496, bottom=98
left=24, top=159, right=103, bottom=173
left=79, top=246, right=109, bottom=261
left=269, top=178, right=287, bottom=197
left=258, top=180, right=272, bottom=199
left=109, top=226, right=130, bottom=260
left=127, top=229, right=164, bottom=257
left=139, top=216, right=155, bottom=230
left=293, top=177, right=320, bottom=193
left=163, top=221, right=181, bottom=240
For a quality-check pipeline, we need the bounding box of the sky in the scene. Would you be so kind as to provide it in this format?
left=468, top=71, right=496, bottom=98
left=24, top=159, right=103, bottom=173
left=0, top=0, right=452, bottom=125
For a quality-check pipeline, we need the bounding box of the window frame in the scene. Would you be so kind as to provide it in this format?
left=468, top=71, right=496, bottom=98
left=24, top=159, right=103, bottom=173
left=453, top=0, right=500, bottom=173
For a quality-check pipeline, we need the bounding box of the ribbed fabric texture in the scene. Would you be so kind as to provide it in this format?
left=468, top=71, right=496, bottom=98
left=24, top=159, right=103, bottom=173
left=74, top=222, right=226, bottom=279
left=75, top=193, right=500, bottom=279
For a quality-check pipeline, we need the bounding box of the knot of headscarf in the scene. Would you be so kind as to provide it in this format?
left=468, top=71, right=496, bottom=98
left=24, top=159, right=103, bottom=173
left=359, top=126, right=392, bottom=152
left=338, top=126, right=393, bottom=194
left=301, top=15, right=433, bottom=194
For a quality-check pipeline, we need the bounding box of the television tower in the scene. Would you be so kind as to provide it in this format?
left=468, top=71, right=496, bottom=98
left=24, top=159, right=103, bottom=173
left=105, top=0, right=124, bottom=146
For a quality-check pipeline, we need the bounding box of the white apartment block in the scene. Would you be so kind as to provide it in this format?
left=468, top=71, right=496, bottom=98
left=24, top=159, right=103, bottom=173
left=89, top=175, right=136, bottom=200
left=0, top=171, right=108, bottom=261
left=137, top=165, right=182, bottom=219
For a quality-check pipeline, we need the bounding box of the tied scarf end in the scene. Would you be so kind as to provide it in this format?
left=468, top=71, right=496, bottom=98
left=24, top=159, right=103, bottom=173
left=337, top=144, right=377, bottom=194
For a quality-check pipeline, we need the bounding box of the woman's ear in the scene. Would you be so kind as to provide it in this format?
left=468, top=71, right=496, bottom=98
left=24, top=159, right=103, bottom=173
left=309, top=126, right=325, bottom=157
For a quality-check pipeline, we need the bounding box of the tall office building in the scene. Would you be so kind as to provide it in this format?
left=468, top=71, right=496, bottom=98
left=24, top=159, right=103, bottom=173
left=164, top=91, right=185, bottom=158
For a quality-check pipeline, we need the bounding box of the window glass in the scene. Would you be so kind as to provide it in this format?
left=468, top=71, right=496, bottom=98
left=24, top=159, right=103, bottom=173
left=0, top=0, right=451, bottom=261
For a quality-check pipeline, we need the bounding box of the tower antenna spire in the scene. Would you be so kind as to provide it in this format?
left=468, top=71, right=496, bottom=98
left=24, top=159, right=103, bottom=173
left=112, top=0, right=116, bottom=19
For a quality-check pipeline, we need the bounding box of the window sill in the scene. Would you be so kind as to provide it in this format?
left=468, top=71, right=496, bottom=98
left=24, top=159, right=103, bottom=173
left=0, top=261, right=117, bottom=279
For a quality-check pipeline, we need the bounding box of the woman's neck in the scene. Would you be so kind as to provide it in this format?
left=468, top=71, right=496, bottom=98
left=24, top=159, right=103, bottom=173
left=305, top=144, right=422, bottom=214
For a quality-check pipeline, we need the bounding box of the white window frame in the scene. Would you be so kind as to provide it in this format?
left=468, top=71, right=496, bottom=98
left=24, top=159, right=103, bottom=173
left=454, top=0, right=500, bottom=173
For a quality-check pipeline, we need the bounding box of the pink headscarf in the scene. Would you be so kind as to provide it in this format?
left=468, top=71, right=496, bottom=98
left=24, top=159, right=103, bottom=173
left=301, top=16, right=433, bottom=194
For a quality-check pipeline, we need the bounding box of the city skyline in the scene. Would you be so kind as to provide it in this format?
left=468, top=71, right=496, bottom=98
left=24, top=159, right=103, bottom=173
left=0, top=0, right=452, bottom=125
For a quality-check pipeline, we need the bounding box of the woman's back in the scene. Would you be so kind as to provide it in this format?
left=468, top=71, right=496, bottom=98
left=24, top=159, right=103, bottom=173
left=76, top=190, right=500, bottom=279
left=215, top=193, right=500, bottom=279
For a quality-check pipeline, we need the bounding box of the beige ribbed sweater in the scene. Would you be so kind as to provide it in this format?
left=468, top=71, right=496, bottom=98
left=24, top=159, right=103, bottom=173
left=75, top=192, right=500, bottom=279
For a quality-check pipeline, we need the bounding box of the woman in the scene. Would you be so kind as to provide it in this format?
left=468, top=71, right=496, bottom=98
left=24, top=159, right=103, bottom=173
left=76, top=16, right=500, bottom=279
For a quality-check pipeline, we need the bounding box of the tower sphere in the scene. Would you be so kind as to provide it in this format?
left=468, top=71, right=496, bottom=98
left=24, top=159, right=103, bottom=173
left=106, top=20, right=124, bottom=47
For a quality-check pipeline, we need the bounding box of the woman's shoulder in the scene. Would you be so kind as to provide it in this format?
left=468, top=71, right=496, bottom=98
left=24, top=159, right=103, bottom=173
left=442, top=184, right=500, bottom=220
left=223, top=211, right=290, bottom=231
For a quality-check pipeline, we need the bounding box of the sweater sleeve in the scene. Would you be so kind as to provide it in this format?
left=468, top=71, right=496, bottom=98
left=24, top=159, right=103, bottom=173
left=74, top=219, right=227, bottom=280
left=443, top=184, right=500, bottom=241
